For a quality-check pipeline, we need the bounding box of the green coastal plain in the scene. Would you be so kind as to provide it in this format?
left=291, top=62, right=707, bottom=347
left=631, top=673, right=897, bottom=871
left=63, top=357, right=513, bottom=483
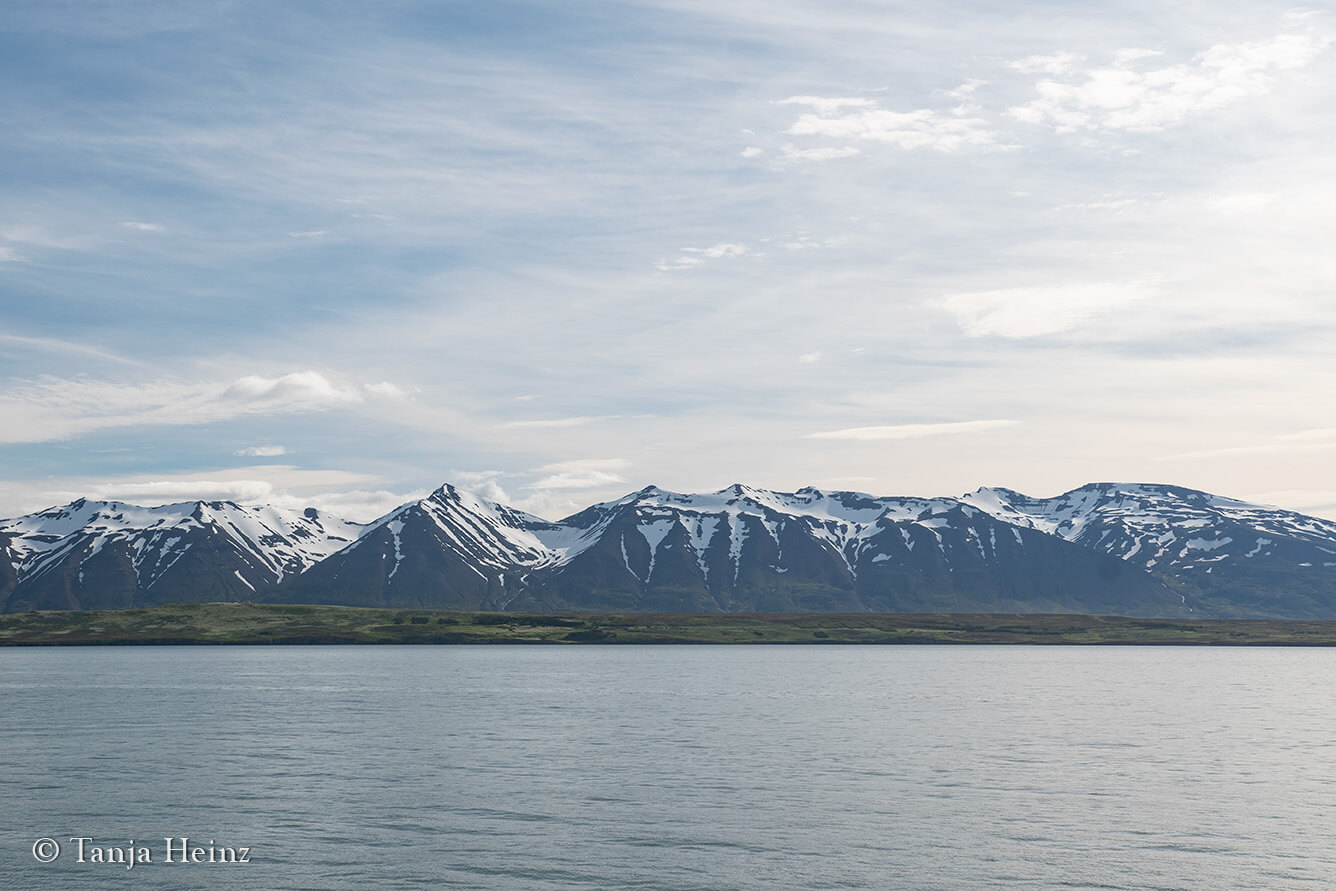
left=5, top=603, right=1336, bottom=646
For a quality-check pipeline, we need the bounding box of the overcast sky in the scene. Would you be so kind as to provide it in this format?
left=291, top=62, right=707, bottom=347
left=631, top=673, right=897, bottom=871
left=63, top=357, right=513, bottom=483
left=3, top=0, right=1335, bottom=522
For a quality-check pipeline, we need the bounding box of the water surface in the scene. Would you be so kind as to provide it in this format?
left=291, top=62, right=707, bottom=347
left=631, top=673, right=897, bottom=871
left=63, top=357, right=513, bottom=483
left=4, top=645, right=1335, bottom=889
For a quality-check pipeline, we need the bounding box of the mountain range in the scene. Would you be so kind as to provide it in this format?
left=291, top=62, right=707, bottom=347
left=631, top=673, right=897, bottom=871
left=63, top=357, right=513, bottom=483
left=5, top=481, right=1336, bottom=619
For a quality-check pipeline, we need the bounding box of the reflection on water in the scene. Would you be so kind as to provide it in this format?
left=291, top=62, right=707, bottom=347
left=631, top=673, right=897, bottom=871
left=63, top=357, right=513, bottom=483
left=4, top=645, right=1336, bottom=889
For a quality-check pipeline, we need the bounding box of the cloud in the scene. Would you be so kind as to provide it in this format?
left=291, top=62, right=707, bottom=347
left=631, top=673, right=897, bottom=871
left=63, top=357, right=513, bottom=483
left=780, top=144, right=861, bottom=161
left=526, top=469, right=628, bottom=490
left=780, top=95, right=999, bottom=152
left=364, top=381, right=410, bottom=400
left=301, top=489, right=425, bottom=523
left=118, top=221, right=162, bottom=231
left=739, top=146, right=764, bottom=158
left=936, top=281, right=1157, bottom=338
left=234, top=445, right=287, bottom=457
left=798, top=351, right=822, bottom=364
left=447, top=469, right=512, bottom=505
left=655, top=243, right=747, bottom=271
left=524, top=459, right=630, bottom=490
left=944, top=79, right=989, bottom=101
left=0, top=370, right=407, bottom=443
left=1009, top=31, right=1331, bottom=133
left=504, top=458, right=633, bottom=519
left=809, top=419, right=1018, bottom=441
left=0, top=333, right=141, bottom=365
left=1008, top=52, right=1085, bottom=75
left=777, top=96, right=880, bottom=114
left=88, top=478, right=281, bottom=504
left=223, top=371, right=365, bottom=408
left=502, top=416, right=606, bottom=429
left=26, top=464, right=394, bottom=519
left=1154, top=428, right=1336, bottom=461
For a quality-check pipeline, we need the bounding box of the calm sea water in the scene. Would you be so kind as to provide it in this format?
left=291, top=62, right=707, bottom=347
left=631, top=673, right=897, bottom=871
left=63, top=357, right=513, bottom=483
left=3, top=645, right=1336, bottom=889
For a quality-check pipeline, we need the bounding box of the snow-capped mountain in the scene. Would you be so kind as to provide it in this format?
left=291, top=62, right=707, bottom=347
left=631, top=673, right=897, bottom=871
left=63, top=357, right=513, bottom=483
left=963, top=483, right=1336, bottom=617
left=275, top=484, right=560, bottom=609
left=0, top=498, right=364, bottom=611
left=7, top=481, right=1336, bottom=618
left=493, top=483, right=1177, bottom=615
left=268, top=482, right=1178, bottom=615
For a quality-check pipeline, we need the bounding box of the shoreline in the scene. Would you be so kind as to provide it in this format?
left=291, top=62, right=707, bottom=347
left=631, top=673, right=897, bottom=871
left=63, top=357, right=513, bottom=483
left=6, top=602, right=1336, bottom=646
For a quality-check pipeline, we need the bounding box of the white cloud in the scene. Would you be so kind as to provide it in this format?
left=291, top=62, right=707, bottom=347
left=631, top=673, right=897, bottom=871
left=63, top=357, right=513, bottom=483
left=524, top=459, right=629, bottom=490
left=505, top=458, right=633, bottom=519
left=781, top=95, right=999, bottom=152
left=1154, top=428, right=1336, bottom=461
left=689, top=243, right=747, bottom=259
left=1058, top=194, right=1146, bottom=213
left=119, top=221, right=162, bottom=231
left=798, top=351, right=822, bottom=364
left=223, top=370, right=365, bottom=408
left=0, top=370, right=406, bottom=443
left=944, top=79, right=989, bottom=101
left=364, top=381, right=410, bottom=400
left=502, top=415, right=605, bottom=429
left=655, top=256, right=704, bottom=271
left=287, top=229, right=327, bottom=238
left=0, top=333, right=141, bottom=365
left=534, top=458, right=631, bottom=472
left=89, top=478, right=280, bottom=504
left=739, top=146, right=764, bottom=158
left=1009, top=31, right=1331, bottom=133
left=447, top=469, right=512, bottom=505
left=655, top=242, right=747, bottom=271
left=777, top=96, right=879, bottom=114
left=809, top=419, right=1018, bottom=441
left=234, top=444, right=287, bottom=457
left=780, top=144, right=861, bottom=161
left=526, top=469, right=628, bottom=490
left=51, top=465, right=392, bottom=519
left=936, top=281, right=1157, bottom=338
left=302, top=489, right=425, bottom=523
left=1008, top=52, right=1085, bottom=75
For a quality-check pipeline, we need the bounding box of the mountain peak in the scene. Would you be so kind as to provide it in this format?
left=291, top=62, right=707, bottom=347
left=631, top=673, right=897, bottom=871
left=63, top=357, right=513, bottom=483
left=10, top=481, right=1336, bottom=620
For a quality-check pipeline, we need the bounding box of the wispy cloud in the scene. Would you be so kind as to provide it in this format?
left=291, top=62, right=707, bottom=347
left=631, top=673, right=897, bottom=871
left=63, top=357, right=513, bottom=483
left=1009, top=30, right=1331, bottom=133
left=526, top=468, right=628, bottom=490
left=809, top=419, right=1018, bottom=441
left=779, top=94, right=999, bottom=152
left=502, top=416, right=611, bottom=429
left=234, top=445, right=288, bottom=457
left=1008, top=52, right=1085, bottom=76
left=936, top=281, right=1158, bottom=338
left=0, top=333, right=142, bottom=366
left=779, top=144, right=861, bottom=161
left=507, top=458, right=633, bottom=519
left=1155, top=428, right=1336, bottom=461
left=655, top=243, right=748, bottom=271
left=3, top=4, right=1336, bottom=525
left=0, top=370, right=407, bottom=443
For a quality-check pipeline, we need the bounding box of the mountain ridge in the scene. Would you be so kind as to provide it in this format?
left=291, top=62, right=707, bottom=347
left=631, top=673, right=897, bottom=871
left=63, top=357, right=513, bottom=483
left=5, top=481, right=1335, bottom=618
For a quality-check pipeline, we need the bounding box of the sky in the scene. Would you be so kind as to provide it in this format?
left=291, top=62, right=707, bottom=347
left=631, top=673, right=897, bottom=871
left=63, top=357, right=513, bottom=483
left=2, top=0, right=1335, bottom=523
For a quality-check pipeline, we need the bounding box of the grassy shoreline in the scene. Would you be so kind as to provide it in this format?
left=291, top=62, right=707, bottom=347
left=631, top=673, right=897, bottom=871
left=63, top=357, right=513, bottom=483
left=5, top=602, right=1336, bottom=646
